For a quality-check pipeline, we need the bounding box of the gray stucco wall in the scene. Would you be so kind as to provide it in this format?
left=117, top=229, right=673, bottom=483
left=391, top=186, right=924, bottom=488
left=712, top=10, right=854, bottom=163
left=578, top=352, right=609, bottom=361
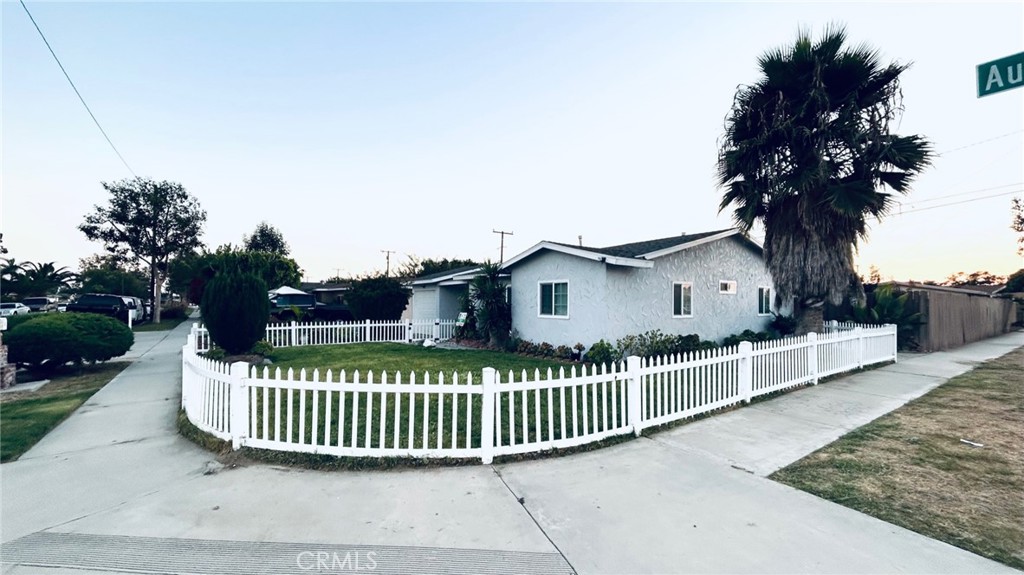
left=508, top=236, right=775, bottom=347
left=509, top=251, right=608, bottom=347
left=605, top=236, right=773, bottom=343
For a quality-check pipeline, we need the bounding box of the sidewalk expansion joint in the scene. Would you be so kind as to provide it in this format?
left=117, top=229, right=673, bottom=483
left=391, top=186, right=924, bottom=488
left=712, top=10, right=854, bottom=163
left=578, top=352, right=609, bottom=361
left=490, top=466, right=578, bottom=575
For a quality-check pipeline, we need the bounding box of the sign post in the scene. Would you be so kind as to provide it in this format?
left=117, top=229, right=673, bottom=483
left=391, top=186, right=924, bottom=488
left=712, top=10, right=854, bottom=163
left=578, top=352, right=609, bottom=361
left=977, top=52, right=1024, bottom=98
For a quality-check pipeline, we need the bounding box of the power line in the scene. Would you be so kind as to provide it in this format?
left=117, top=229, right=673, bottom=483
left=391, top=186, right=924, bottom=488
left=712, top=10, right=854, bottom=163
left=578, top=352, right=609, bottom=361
left=895, top=182, right=1023, bottom=206
left=937, top=129, right=1024, bottom=156
left=892, top=189, right=1022, bottom=216
left=19, top=0, right=137, bottom=177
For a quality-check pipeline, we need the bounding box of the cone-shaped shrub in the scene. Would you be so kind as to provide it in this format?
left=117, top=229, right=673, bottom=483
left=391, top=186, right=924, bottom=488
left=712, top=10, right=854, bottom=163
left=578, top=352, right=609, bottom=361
left=201, top=271, right=270, bottom=355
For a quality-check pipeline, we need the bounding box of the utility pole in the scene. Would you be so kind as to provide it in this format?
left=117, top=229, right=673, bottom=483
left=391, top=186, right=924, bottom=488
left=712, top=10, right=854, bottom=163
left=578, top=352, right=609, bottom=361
left=492, top=229, right=513, bottom=263
left=381, top=250, right=396, bottom=277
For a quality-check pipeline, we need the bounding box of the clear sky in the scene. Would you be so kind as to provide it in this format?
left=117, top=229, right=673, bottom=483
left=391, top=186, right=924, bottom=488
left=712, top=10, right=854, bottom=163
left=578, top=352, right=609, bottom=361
left=3, top=1, right=1022, bottom=284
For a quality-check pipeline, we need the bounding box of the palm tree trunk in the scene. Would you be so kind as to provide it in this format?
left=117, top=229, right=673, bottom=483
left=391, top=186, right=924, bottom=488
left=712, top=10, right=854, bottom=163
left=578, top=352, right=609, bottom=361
left=795, top=303, right=824, bottom=336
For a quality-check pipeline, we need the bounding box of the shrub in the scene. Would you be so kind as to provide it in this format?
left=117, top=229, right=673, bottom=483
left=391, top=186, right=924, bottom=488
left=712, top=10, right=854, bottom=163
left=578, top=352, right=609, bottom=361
left=721, top=329, right=774, bottom=347
left=554, top=345, right=573, bottom=360
left=2, top=313, right=44, bottom=332
left=160, top=302, right=189, bottom=320
left=537, top=342, right=555, bottom=358
left=615, top=330, right=716, bottom=359
left=6, top=312, right=133, bottom=371
left=848, top=283, right=923, bottom=350
left=583, top=339, right=616, bottom=365
left=249, top=340, right=274, bottom=356
left=769, top=312, right=798, bottom=337
left=201, top=271, right=270, bottom=355
left=202, top=347, right=227, bottom=361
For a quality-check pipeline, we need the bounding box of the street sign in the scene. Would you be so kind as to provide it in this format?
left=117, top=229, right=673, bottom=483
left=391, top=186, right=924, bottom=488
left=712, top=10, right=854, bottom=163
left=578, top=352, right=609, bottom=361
left=977, top=51, right=1024, bottom=98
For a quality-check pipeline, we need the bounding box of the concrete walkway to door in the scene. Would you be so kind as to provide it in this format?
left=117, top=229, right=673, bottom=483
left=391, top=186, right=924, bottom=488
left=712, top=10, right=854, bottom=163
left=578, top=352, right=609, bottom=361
left=2, top=322, right=1020, bottom=574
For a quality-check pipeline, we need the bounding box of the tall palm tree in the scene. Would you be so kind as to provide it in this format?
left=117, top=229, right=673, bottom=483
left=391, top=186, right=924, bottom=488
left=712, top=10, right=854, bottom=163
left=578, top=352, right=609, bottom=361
left=17, top=262, right=77, bottom=298
left=1, top=258, right=24, bottom=300
left=717, top=25, right=932, bottom=334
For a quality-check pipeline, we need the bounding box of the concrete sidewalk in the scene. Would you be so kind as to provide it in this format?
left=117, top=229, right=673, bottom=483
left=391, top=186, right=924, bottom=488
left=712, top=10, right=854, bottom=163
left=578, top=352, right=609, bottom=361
left=2, top=326, right=1021, bottom=574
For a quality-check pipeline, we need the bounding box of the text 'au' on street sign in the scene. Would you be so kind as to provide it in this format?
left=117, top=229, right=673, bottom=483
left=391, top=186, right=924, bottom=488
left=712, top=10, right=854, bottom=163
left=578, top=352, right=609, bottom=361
left=977, top=51, right=1024, bottom=98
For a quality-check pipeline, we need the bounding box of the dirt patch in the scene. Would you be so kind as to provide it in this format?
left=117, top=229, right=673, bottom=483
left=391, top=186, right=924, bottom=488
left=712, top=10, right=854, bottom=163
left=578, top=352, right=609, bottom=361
left=772, top=347, right=1024, bottom=569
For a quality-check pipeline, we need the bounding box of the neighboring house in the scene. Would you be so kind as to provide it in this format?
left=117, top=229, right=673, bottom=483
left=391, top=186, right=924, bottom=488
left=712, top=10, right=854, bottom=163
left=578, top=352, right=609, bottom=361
left=408, top=265, right=481, bottom=322
left=300, top=282, right=351, bottom=305
left=500, top=229, right=776, bottom=347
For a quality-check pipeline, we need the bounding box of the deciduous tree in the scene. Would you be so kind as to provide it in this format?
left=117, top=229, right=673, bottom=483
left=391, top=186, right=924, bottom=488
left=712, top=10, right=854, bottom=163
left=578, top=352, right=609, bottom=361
left=242, top=221, right=290, bottom=256
left=79, top=177, right=206, bottom=322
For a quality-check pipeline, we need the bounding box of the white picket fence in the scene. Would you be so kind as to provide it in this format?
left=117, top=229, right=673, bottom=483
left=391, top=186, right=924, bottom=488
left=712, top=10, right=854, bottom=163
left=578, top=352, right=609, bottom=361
left=193, top=319, right=459, bottom=352
left=181, top=324, right=898, bottom=463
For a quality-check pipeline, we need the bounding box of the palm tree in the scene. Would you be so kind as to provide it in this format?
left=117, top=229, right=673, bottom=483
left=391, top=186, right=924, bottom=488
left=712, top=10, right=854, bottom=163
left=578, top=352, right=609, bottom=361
left=17, top=262, right=77, bottom=298
left=717, top=25, right=932, bottom=334
left=1, top=258, right=24, bottom=299
left=470, top=262, right=511, bottom=347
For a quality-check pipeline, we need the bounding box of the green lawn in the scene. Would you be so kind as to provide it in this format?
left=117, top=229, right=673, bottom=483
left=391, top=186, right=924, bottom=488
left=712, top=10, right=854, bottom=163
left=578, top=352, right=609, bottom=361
left=269, top=343, right=575, bottom=379
left=249, top=344, right=627, bottom=453
left=1, top=362, right=130, bottom=462
left=771, top=347, right=1024, bottom=569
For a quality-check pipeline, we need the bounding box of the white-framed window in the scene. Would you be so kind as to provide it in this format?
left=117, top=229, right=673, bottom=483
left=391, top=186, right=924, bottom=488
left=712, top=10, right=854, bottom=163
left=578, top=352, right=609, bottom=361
left=673, top=282, right=693, bottom=317
left=719, top=280, right=737, bottom=294
left=758, top=286, right=772, bottom=315
left=538, top=281, right=568, bottom=318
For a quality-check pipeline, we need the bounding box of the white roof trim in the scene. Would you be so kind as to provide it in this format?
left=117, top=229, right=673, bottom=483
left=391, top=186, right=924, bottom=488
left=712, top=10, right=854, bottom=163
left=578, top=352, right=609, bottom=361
left=501, top=242, right=653, bottom=270
left=409, top=267, right=483, bottom=286
left=639, top=229, right=749, bottom=260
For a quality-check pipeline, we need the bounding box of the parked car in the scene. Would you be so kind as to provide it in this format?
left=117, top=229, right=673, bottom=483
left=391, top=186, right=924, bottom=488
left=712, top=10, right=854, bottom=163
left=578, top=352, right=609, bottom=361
left=0, top=302, right=31, bottom=317
left=121, top=296, right=142, bottom=324
left=66, top=293, right=132, bottom=323
left=22, top=297, right=58, bottom=313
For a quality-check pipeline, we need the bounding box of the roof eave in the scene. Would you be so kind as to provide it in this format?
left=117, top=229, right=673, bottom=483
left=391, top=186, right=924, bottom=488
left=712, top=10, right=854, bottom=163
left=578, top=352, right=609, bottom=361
left=638, top=229, right=743, bottom=260
left=501, top=242, right=651, bottom=269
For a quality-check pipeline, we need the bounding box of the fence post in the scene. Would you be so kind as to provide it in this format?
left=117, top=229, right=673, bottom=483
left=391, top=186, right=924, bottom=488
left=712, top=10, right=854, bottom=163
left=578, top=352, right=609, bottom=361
left=481, top=367, right=496, bottom=464
left=854, top=327, right=864, bottom=369
left=229, top=361, right=250, bottom=450
left=626, top=356, right=643, bottom=436
left=364, top=319, right=371, bottom=342
left=807, top=332, right=819, bottom=385
left=289, top=321, right=298, bottom=347
left=181, top=334, right=195, bottom=409
left=433, top=319, right=440, bottom=341
left=890, top=324, right=898, bottom=363
left=406, top=320, right=413, bottom=343
left=738, top=341, right=753, bottom=403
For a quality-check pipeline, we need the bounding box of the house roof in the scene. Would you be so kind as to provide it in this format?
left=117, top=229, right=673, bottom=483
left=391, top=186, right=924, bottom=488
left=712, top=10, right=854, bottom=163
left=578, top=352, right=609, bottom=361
left=268, top=285, right=309, bottom=296
left=300, top=282, right=350, bottom=292
left=502, top=228, right=753, bottom=270
left=550, top=229, right=733, bottom=259
left=409, top=265, right=482, bottom=286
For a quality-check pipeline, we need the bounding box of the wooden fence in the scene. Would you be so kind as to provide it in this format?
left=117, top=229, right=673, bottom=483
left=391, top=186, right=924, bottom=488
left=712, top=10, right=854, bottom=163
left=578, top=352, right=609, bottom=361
left=905, top=291, right=1014, bottom=351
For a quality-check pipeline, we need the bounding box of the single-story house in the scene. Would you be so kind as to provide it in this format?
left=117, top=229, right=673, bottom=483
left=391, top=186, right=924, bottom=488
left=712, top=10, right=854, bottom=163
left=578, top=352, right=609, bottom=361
left=500, top=229, right=777, bottom=347
left=300, top=282, right=351, bottom=305
left=408, top=265, right=481, bottom=322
